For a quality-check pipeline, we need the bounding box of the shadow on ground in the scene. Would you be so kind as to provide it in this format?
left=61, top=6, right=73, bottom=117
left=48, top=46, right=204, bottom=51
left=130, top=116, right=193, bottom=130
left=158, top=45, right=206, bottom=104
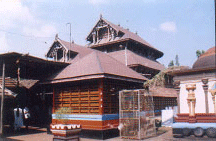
left=1, top=125, right=48, bottom=141
left=156, top=126, right=169, bottom=136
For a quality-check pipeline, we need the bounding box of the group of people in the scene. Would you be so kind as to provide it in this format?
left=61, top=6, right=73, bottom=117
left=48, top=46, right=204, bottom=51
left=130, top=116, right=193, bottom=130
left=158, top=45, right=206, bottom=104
left=14, top=106, right=30, bottom=131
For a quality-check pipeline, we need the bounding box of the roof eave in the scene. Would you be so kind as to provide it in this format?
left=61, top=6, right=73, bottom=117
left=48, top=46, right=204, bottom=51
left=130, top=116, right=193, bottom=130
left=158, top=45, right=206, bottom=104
left=44, top=73, right=147, bottom=84
left=171, top=67, right=216, bottom=76
left=88, top=38, right=164, bottom=58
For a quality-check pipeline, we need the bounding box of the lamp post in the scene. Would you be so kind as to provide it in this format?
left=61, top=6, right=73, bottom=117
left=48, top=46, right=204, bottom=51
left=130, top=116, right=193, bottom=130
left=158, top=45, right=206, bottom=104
left=66, top=23, right=71, bottom=61
left=0, top=61, right=5, bottom=136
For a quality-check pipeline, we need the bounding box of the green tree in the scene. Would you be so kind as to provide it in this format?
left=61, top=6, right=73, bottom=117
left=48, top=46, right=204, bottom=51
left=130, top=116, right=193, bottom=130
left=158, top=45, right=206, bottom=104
left=168, top=60, right=174, bottom=67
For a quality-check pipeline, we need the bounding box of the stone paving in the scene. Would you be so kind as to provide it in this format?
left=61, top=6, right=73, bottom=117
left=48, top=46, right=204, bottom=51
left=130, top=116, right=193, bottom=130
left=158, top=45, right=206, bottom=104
left=1, top=126, right=216, bottom=141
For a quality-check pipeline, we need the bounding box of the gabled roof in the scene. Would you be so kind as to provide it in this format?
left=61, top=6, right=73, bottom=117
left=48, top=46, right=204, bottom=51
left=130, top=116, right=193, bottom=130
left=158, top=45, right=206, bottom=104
left=108, top=49, right=165, bottom=71
left=20, top=79, right=39, bottom=89
left=0, top=77, right=38, bottom=98
left=86, top=17, right=163, bottom=57
left=46, top=37, right=93, bottom=62
left=0, top=77, right=38, bottom=90
left=50, top=50, right=148, bottom=83
left=58, top=38, right=93, bottom=60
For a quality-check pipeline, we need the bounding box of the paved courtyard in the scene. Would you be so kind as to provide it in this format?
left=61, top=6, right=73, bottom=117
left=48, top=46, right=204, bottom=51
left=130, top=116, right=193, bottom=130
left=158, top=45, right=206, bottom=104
left=1, top=126, right=215, bottom=141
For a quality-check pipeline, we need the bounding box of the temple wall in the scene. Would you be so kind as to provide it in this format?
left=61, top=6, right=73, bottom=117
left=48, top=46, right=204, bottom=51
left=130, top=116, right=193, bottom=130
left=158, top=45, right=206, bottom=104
left=179, top=78, right=215, bottom=114
left=51, top=78, right=143, bottom=130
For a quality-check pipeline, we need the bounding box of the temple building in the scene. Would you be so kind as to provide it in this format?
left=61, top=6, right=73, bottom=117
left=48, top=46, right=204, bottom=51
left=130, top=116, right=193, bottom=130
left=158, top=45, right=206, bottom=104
left=44, top=16, right=169, bottom=138
left=47, top=16, right=165, bottom=79
left=172, top=46, right=216, bottom=123
left=0, top=16, right=177, bottom=139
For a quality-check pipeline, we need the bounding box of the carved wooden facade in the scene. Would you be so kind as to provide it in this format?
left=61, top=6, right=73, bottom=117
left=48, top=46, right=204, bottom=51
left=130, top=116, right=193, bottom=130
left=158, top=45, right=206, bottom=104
left=52, top=79, right=143, bottom=130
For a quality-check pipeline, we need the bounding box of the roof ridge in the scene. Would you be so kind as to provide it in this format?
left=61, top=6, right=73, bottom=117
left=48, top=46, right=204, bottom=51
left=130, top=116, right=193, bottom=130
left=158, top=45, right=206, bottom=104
left=101, top=17, right=155, bottom=48
left=126, top=49, right=139, bottom=65
left=95, top=50, right=148, bottom=79
left=94, top=51, right=104, bottom=73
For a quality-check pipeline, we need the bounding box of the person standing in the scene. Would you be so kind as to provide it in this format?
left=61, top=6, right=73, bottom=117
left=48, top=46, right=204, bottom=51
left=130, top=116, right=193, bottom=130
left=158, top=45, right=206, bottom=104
left=24, top=107, right=30, bottom=130
left=14, top=107, right=24, bottom=131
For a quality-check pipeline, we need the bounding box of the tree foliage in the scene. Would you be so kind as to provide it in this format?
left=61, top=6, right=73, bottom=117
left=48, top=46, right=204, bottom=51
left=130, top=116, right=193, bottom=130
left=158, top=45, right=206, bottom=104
left=144, top=71, right=165, bottom=88
left=196, top=50, right=205, bottom=58
left=54, top=107, right=71, bottom=124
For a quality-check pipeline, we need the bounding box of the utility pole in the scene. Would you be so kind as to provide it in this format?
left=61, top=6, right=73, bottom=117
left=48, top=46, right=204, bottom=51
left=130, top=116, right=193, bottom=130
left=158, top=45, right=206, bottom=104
left=125, top=42, right=128, bottom=66
left=0, top=61, right=5, bottom=136
left=66, top=23, right=71, bottom=61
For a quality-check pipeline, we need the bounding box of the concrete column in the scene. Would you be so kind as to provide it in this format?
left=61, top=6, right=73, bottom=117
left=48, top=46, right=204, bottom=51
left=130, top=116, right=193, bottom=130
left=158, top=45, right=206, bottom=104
left=202, top=78, right=209, bottom=113
left=192, top=100, right=196, bottom=116
left=174, top=80, right=181, bottom=114
left=186, top=84, right=196, bottom=116
left=209, top=88, right=216, bottom=113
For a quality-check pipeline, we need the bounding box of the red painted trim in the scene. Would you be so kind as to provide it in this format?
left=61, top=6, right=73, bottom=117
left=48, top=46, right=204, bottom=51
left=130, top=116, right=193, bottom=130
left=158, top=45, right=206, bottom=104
left=52, top=119, right=119, bottom=130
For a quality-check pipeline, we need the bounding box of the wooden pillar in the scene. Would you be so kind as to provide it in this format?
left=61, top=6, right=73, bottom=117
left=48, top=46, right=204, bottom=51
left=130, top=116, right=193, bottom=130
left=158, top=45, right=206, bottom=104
left=202, top=78, right=209, bottom=113
left=107, top=27, right=110, bottom=41
left=92, top=32, right=96, bottom=44
left=16, top=59, right=20, bottom=86
left=174, top=80, right=180, bottom=114
left=52, top=87, right=55, bottom=113
left=98, top=79, right=104, bottom=115
left=96, top=29, right=99, bottom=43
left=0, top=61, right=5, bottom=136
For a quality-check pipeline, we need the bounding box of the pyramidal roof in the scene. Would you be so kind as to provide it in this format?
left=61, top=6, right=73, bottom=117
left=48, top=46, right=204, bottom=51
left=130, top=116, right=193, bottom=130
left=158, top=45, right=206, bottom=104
left=86, top=17, right=163, bottom=57
left=51, top=50, right=148, bottom=83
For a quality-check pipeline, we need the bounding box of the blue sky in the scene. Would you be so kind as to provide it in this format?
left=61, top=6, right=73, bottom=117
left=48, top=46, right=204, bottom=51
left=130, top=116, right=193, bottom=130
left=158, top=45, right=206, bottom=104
left=0, top=0, right=215, bottom=67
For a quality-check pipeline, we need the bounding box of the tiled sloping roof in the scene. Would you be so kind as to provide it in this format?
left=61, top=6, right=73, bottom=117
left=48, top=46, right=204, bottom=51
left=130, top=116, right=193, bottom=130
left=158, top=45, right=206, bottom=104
left=51, top=51, right=148, bottom=83
left=0, top=77, right=17, bottom=97
left=0, top=77, right=38, bottom=89
left=0, top=77, right=38, bottom=98
left=150, top=87, right=177, bottom=98
left=0, top=77, right=17, bottom=88
left=0, top=84, right=17, bottom=98
left=87, top=17, right=163, bottom=57
left=102, top=18, right=154, bottom=48
left=58, top=39, right=93, bottom=59
left=108, top=49, right=165, bottom=71
left=199, top=46, right=215, bottom=58
left=20, top=79, right=39, bottom=89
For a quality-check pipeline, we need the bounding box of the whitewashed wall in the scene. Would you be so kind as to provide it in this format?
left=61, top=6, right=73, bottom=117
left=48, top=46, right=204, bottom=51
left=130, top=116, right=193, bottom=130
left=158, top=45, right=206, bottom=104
left=179, top=79, right=215, bottom=114
left=208, top=80, right=215, bottom=113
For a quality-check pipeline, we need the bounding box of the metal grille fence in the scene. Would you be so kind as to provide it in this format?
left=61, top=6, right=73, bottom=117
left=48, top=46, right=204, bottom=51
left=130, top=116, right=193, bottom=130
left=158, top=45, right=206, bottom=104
left=119, top=89, right=156, bottom=139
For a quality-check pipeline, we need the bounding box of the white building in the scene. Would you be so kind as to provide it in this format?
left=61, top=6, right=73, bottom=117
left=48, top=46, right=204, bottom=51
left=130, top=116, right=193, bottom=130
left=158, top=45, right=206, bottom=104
left=172, top=46, right=216, bottom=123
